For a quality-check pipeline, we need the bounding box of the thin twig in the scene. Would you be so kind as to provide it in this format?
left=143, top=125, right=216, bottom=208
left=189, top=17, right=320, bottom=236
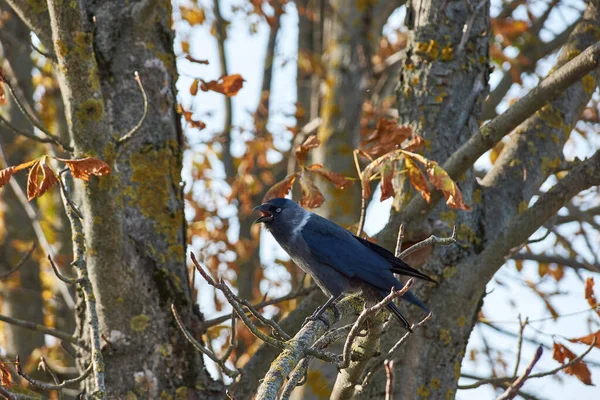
left=171, top=304, right=239, bottom=378
left=458, top=338, right=597, bottom=389
left=0, top=313, right=80, bottom=345
left=236, top=297, right=291, bottom=341
left=39, top=357, right=64, bottom=400
left=58, top=174, right=105, bottom=396
left=354, top=150, right=367, bottom=237
left=399, top=226, right=456, bottom=259
left=358, top=312, right=432, bottom=391
left=497, top=346, right=543, bottom=400
left=384, top=360, right=395, bottom=400
left=0, top=242, right=35, bottom=280
left=16, top=356, right=93, bottom=390
left=513, top=315, right=528, bottom=377
left=339, top=280, right=414, bottom=370
left=1, top=77, right=71, bottom=151
left=117, top=72, right=148, bottom=145
left=0, top=113, right=54, bottom=144
left=457, top=0, right=488, bottom=54
left=47, top=255, right=77, bottom=284
left=394, top=224, right=405, bottom=257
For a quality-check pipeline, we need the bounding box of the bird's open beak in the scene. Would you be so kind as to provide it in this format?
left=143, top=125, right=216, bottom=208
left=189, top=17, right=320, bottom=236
left=253, top=204, right=274, bottom=224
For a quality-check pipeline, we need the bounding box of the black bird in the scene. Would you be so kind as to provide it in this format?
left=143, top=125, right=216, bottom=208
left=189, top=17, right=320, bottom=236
left=254, top=198, right=436, bottom=331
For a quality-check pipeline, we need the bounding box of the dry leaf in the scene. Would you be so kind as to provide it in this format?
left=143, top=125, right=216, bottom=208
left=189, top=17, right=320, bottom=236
left=179, top=107, right=206, bottom=130
left=403, top=151, right=471, bottom=210
left=299, top=176, right=324, bottom=208
left=295, top=135, right=320, bottom=167
left=56, top=157, right=110, bottom=181
left=552, top=342, right=593, bottom=385
left=361, top=119, right=412, bottom=158
left=380, top=164, right=395, bottom=201
left=39, top=161, right=58, bottom=197
left=0, top=356, right=11, bottom=388
left=404, top=155, right=431, bottom=202
left=0, top=166, right=15, bottom=188
left=307, top=166, right=353, bottom=190
left=185, top=55, right=209, bottom=65
left=180, top=6, right=206, bottom=25
left=26, top=160, right=41, bottom=201
left=190, top=79, right=199, bottom=95
left=584, top=278, right=600, bottom=317
left=403, top=134, right=425, bottom=152
left=263, top=174, right=297, bottom=203
left=568, top=331, right=600, bottom=348
left=200, top=74, right=245, bottom=97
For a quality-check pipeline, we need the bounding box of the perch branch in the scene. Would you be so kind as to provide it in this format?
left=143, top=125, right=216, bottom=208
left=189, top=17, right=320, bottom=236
left=399, top=226, right=456, bottom=259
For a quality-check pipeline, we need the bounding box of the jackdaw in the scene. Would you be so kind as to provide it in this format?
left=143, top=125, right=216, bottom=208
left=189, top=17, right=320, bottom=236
left=254, top=197, right=436, bottom=331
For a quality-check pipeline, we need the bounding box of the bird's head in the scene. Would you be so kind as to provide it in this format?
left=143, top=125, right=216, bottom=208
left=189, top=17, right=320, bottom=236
left=253, top=198, right=305, bottom=228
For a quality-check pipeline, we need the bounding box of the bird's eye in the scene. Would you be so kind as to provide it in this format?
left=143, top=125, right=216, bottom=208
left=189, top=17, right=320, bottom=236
left=276, top=208, right=282, bottom=213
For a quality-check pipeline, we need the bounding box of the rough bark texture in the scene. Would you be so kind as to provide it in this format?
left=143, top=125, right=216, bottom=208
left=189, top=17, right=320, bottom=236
left=18, top=1, right=219, bottom=397
left=0, top=2, right=46, bottom=361
left=357, top=1, right=600, bottom=399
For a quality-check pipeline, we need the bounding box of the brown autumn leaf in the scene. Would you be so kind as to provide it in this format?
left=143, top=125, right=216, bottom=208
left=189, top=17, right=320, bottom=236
left=299, top=176, right=324, bottom=209
left=306, top=165, right=353, bottom=190
left=26, top=159, right=41, bottom=201
left=190, top=79, right=199, bottom=95
left=179, top=108, right=206, bottom=130
left=380, top=164, right=395, bottom=201
left=584, top=278, right=600, bottom=317
left=404, top=155, right=431, bottom=202
left=56, top=157, right=110, bottom=181
left=0, top=166, right=15, bottom=188
left=0, top=356, right=11, bottom=388
left=568, top=331, right=600, bottom=348
left=39, top=161, right=58, bottom=197
left=0, top=82, right=5, bottom=106
left=491, top=18, right=529, bottom=41
left=361, top=118, right=412, bottom=159
left=552, top=342, right=593, bottom=385
left=403, top=151, right=471, bottom=210
left=185, top=55, right=209, bottom=65
left=263, top=174, right=297, bottom=203
left=295, top=135, right=320, bottom=167
left=403, top=133, right=425, bottom=152
left=200, top=74, right=245, bottom=97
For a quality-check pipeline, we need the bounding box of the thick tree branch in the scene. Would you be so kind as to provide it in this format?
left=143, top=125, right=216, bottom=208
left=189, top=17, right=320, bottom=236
left=4, top=0, right=53, bottom=51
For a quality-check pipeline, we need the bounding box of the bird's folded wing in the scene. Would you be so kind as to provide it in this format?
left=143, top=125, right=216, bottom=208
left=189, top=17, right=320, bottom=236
left=301, top=215, right=408, bottom=292
left=352, top=236, right=438, bottom=283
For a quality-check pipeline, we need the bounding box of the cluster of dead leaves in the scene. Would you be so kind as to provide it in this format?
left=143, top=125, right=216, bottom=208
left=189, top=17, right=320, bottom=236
left=360, top=126, right=470, bottom=210
left=0, top=156, right=110, bottom=201
left=195, top=74, right=245, bottom=97
left=262, top=135, right=353, bottom=209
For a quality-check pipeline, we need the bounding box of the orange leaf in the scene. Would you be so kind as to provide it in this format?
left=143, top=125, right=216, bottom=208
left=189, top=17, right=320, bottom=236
left=361, top=119, right=412, bottom=158
left=403, top=134, right=425, bottom=152
left=180, top=108, right=206, bottom=130
left=552, top=342, right=593, bottom=385
left=584, top=278, right=600, bottom=317
left=39, top=161, right=58, bottom=197
left=0, top=166, right=15, bottom=188
left=299, top=176, right=324, bottom=209
left=200, top=74, right=245, bottom=97
left=403, top=151, right=470, bottom=210
left=568, top=331, right=600, bottom=348
left=0, top=356, right=11, bottom=388
left=308, top=167, right=353, bottom=190
left=295, top=135, right=320, bottom=167
left=26, top=160, right=41, bottom=201
left=190, top=79, right=199, bottom=95
left=263, top=174, right=297, bottom=203
left=56, top=157, right=110, bottom=181
left=380, top=164, right=395, bottom=201
left=405, top=155, right=431, bottom=202
left=185, top=55, right=209, bottom=65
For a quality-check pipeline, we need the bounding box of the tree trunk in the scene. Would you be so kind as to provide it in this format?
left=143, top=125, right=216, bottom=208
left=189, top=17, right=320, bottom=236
left=40, top=1, right=218, bottom=397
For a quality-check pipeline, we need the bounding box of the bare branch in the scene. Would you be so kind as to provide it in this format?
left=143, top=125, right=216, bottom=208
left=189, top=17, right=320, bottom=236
left=0, top=242, right=35, bottom=280
left=171, top=304, right=239, bottom=378
left=384, top=360, right=394, bottom=400
left=399, top=226, right=456, bottom=259
left=513, top=316, right=528, bottom=377
left=339, top=280, right=414, bottom=370
left=0, top=113, right=54, bottom=144
left=16, top=356, right=92, bottom=390
left=511, top=252, right=599, bottom=273
left=117, top=72, right=148, bottom=145
left=47, top=255, right=78, bottom=284
left=497, top=346, right=543, bottom=400
left=0, top=313, right=80, bottom=346
left=280, top=358, right=309, bottom=400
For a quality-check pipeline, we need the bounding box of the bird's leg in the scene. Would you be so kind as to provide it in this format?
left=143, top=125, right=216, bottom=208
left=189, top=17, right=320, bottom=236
left=303, top=294, right=342, bottom=329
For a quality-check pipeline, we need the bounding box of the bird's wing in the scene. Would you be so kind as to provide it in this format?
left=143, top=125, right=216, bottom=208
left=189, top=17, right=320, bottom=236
left=301, top=215, right=406, bottom=292
left=352, top=236, right=438, bottom=283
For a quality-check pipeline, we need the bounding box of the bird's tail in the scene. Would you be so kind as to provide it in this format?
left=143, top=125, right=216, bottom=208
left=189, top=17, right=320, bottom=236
left=387, top=302, right=412, bottom=332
